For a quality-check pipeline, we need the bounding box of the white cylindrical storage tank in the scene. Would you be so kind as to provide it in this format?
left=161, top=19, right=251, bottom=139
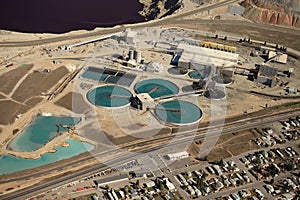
left=129, top=49, right=134, bottom=60
left=135, top=50, right=142, bottom=63
left=122, top=50, right=127, bottom=60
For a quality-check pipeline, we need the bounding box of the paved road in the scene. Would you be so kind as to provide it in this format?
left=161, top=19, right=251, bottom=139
left=1, top=109, right=300, bottom=200
left=204, top=168, right=294, bottom=200
left=0, top=105, right=295, bottom=184
left=168, top=140, right=299, bottom=200
left=174, top=19, right=300, bottom=36
left=0, top=1, right=300, bottom=198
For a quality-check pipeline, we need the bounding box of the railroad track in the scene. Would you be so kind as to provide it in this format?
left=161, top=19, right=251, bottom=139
left=47, top=68, right=81, bottom=101
left=1, top=107, right=300, bottom=200
left=1, top=106, right=300, bottom=184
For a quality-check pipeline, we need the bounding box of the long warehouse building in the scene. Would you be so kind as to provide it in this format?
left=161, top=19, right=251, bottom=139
left=176, top=43, right=239, bottom=69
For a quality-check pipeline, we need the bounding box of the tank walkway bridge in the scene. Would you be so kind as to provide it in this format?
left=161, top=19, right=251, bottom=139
left=153, top=89, right=205, bottom=101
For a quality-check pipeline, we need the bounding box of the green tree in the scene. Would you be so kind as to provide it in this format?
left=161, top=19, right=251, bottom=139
left=285, top=163, right=295, bottom=171
left=159, top=181, right=165, bottom=191
left=197, top=178, right=205, bottom=189
left=124, top=185, right=129, bottom=196
left=136, top=180, right=140, bottom=188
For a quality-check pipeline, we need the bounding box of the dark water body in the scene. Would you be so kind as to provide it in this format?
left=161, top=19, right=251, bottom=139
left=0, top=0, right=145, bottom=33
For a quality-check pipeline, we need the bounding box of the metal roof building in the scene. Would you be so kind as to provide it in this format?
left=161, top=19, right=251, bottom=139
left=94, top=174, right=128, bottom=187
left=257, top=65, right=278, bottom=77
left=166, top=151, right=189, bottom=161
left=268, top=51, right=288, bottom=64
left=123, top=28, right=137, bottom=46
left=176, top=43, right=239, bottom=69
left=256, top=65, right=278, bottom=87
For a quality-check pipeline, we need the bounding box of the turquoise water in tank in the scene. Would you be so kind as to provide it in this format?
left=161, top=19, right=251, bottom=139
left=134, top=79, right=179, bottom=98
left=155, top=100, right=202, bottom=125
left=87, top=85, right=132, bottom=107
left=81, top=70, right=108, bottom=82
left=188, top=70, right=204, bottom=79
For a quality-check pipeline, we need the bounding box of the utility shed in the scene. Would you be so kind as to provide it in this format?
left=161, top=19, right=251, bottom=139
left=268, top=51, right=288, bottom=64
left=136, top=93, right=155, bottom=111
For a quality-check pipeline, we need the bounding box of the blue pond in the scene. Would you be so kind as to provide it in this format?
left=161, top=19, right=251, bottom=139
left=9, top=114, right=80, bottom=152
left=0, top=139, right=94, bottom=175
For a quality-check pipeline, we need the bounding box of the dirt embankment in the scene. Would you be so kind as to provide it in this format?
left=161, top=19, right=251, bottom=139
left=240, top=0, right=300, bottom=28
left=139, top=0, right=183, bottom=20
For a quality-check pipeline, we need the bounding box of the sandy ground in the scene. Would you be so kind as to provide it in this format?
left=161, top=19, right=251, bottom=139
left=1, top=23, right=300, bottom=147
left=208, top=130, right=260, bottom=160
left=0, top=26, right=102, bottom=148
left=0, top=64, right=33, bottom=93
left=0, top=56, right=91, bottom=158
left=0, top=4, right=299, bottom=196
left=1, top=24, right=298, bottom=159
left=0, top=63, right=74, bottom=124
left=0, top=97, right=95, bottom=158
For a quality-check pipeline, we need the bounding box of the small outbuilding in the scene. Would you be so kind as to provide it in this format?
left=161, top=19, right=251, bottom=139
left=135, top=93, right=155, bottom=111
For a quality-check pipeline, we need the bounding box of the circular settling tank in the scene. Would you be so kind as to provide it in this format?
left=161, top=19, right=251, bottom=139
left=87, top=85, right=132, bottom=108
left=168, top=67, right=188, bottom=76
left=155, top=100, right=202, bottom=125
left=135, top=79, right=179, bottom=99
left=212, top=76, right=233, bottom=85
left=188, top=70, right=205, bottom=80
left=204, top=89, right=226, bottom=100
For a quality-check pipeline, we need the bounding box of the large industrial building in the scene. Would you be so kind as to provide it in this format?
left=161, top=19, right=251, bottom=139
left=176, top=43, right=239, bottom=69
left=123, top=28, right=138, bottom=46
left=255, top=65, right=278, bottom=87
left=166, top=151, right=189, bottom=161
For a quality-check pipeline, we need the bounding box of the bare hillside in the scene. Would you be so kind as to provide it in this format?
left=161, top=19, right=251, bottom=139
left=241, top=0, right=300, bottom=28
left=139, top=0, right=182, bottom=20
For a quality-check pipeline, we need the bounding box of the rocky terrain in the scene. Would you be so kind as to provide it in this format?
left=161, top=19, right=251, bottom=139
left=240, top=0, right=300, bottom=28
left=139, top=0, right=183, bottom=20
